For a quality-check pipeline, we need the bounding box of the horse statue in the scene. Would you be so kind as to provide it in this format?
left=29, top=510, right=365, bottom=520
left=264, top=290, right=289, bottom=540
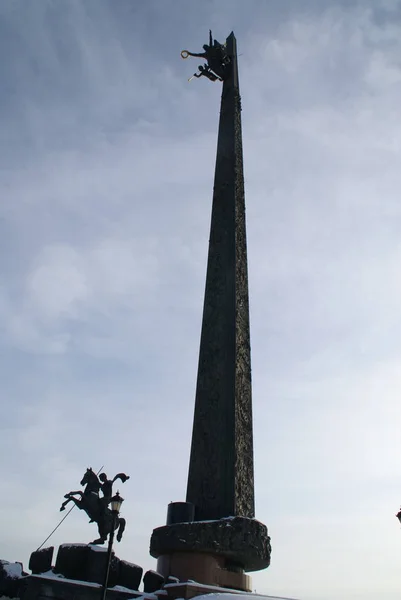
left=60, top=467, right=129, bottom=544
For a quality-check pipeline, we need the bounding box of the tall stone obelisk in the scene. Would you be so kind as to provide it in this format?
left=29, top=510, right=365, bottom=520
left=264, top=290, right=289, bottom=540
left=150, top=32, right=271, bottom=594
left=186, top=32, right=254, bottom=523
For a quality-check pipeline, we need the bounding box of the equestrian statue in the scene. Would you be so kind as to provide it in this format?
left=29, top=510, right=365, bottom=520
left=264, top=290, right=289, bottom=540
left=60, top=468, right=130, bottom=544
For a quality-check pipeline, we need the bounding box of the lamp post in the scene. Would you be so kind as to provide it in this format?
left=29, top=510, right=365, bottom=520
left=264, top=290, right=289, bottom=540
left=101, top=491, right=124, bottom=600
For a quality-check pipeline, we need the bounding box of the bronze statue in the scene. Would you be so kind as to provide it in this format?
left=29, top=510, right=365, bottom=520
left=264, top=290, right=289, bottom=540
left=191, top=64, right=222, bottom=83
left=60, top=468, right=130, bottom=544
left=181, top=30, right=231, bottom=82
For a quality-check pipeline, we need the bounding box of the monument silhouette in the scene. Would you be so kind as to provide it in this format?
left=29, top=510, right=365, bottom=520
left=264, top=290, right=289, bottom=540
left=150, top=31, right=271, bottom=594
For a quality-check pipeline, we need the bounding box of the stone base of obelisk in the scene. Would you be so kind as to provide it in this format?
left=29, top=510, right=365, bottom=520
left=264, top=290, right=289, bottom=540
left=150, top=517, right=271, bottom=592
left=162, top=581, right=275, bottom=600
left=157, top=552, right=251, bottom=591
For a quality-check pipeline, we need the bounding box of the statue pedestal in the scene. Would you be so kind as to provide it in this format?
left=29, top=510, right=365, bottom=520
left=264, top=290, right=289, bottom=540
left=22, top=543, right=144, bottom=600
left=150, top=517, right=271, bottom=592
left=22, top=573, right=144, bottom=600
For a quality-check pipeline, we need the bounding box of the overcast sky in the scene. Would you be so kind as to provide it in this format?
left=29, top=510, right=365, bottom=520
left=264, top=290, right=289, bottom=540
left=1, top=1, right=401, bottom=599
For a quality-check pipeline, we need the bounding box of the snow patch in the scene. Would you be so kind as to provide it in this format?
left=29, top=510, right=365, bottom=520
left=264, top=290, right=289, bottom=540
left=88, top=544, right=108, bottom=552
left=0, top=562, right=23, bottom=579
left=40, top=570, right=65, bottom=579
left=110, top=584, right=142, bottom=593
left=163, top=585, right=298, bottom=600
left=195, top=594, right=300, bottom=600
left=31, top=573, right=100, bottom=588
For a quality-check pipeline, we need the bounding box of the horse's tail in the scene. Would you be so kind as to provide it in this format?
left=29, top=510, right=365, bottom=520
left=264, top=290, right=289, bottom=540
left=116, top=517, right=126, bottom=542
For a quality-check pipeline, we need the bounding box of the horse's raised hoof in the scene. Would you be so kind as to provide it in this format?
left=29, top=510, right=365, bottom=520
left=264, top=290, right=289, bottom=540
left=60, top=506, right=65, bottom=512
left=116, top=533, right=122, bottom=542
left=90, top=538, right=105, bottom=545
left=64, top=494, right=70, bottom=499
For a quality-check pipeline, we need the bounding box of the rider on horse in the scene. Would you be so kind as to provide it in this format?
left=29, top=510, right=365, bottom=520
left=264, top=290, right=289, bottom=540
left=60, top=468, right=130, bottom=544
left=98, top=472, right=130, bottom=515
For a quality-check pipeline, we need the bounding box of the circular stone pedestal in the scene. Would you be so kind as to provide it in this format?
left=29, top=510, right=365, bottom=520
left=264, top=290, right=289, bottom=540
left=150, top=516, right=271, bottom=591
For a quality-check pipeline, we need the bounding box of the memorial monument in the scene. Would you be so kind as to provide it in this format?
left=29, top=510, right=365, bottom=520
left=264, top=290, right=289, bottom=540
left=150, top=31, right=272, bottom=594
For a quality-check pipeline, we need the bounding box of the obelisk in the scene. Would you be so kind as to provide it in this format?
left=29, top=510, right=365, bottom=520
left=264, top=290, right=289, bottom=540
left=150, top=32, right=271, bottom=594
left=186, top=31, right=254, bottom=523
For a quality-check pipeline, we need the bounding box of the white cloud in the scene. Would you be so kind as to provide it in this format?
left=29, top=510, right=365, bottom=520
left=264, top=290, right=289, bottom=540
left=28, top=246, right=88, bottom=318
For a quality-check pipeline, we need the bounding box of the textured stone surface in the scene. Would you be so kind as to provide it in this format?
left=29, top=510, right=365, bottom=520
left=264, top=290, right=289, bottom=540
left=54, top=544, right=88, bottom=580
left=22, top=574, right=144, bottom=600
left=33, top=544, right=146, bottom=592
left=29, top=547, right=54, bottom=575
left=21, top=543, right=147, bottom=600
left=85, top=547, right=118, bottom=586
left=150, top=517, right=271, bottom=572
left=185, top=32, right=254, bottom=522
left=118, top=560, right=143, bottom=591
left=53, top=544, right=123, bottom=587
left=143, top=570, right=164, bottom=593
left=0, top=560, right=26, bottom=598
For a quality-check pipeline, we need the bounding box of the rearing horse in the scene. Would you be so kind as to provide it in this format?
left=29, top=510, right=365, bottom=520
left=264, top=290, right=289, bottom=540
left=60, top=468, right=126, bottom=544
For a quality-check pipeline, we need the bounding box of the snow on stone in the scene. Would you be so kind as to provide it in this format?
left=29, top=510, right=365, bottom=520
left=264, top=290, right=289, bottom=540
left=163, top=586, right=298, bottom=600
left=164, top=583, right=237, bottom=591
left=88, top=544, right=108, bottom=552
left=57, top=543, right=107, bottom=552
left=0, top=561, right=23, bottom=579
left=31, top=573, right=100, bottom=588
left=40, top=570, right=65, bottom=579
left=110, top=584, right=146, bottom=593
left=195, top=594, right=299, bottom=600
